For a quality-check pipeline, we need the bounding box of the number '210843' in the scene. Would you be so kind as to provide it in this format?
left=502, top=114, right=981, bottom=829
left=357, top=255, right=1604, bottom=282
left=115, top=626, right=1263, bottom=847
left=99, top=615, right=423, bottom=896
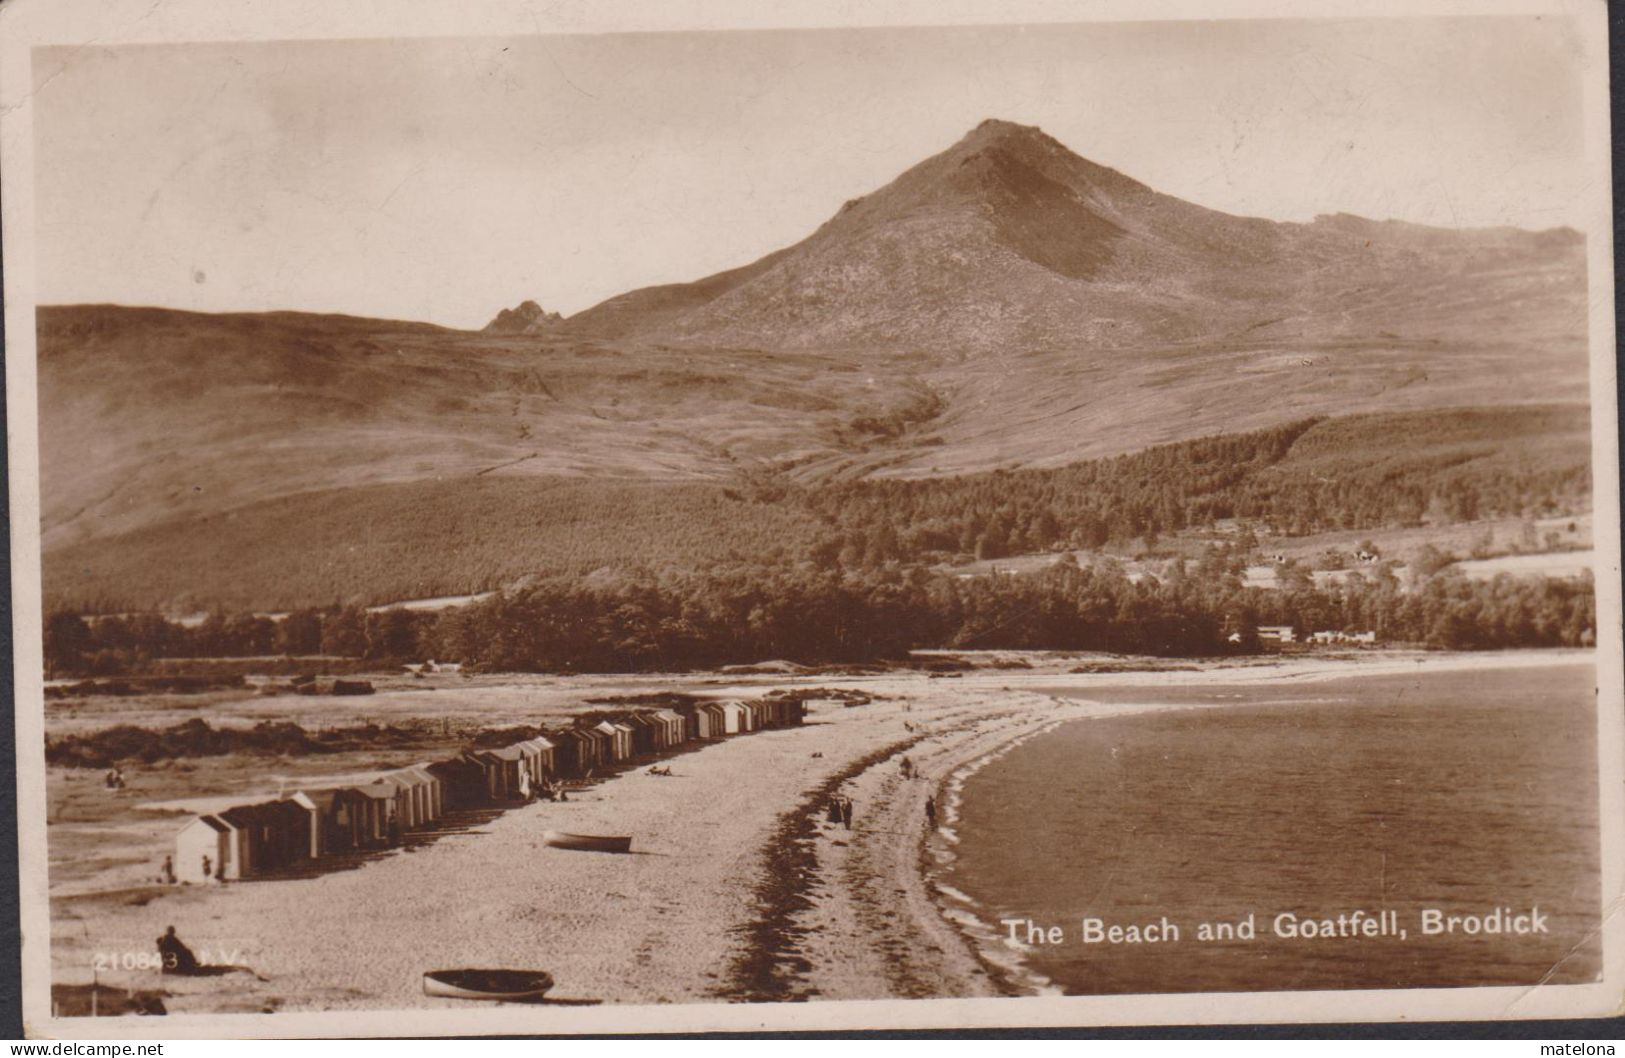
left=92, top=948, right=240, bottom=971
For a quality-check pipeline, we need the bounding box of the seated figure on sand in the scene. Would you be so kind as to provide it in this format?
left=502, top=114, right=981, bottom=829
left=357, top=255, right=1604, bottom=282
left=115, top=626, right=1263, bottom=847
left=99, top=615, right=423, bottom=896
left=156, top=926, right=201, bottom=975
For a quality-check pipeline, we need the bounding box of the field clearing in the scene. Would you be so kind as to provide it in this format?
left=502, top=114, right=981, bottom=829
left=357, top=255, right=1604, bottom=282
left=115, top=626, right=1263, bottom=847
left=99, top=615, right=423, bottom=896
left=1451, top=549, right=1595, bottom=580
left=364, top=592, right=495, bottom=613
left=1260, top=512, right=1591, bottom=565
left=949, top=509, right=1593, bottom=592
left=1241, top=566, right=1365, bottom=590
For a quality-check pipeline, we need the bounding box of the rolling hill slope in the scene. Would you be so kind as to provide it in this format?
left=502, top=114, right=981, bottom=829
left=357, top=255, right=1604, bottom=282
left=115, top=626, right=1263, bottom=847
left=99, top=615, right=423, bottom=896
left=37, top=120, right=1592, bottom=609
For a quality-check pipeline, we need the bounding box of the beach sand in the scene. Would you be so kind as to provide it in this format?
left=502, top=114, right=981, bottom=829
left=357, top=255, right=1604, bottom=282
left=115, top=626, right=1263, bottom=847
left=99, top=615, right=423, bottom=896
left=45, top=649, right=1591, bottom=1015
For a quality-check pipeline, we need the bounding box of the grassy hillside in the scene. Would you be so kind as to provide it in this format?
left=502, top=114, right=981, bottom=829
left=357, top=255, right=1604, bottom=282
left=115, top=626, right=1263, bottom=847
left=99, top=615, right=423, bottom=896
left=46, top=404, right=1590, bottom=613
left=45, top=478, right=829, bottom=612
left=36, top=305, right=887, bottom=550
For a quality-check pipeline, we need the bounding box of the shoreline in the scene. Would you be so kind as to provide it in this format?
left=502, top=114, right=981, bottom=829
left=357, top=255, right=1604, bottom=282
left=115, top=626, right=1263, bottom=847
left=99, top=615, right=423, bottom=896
left=45, top=649, right=1595, bottom=1014
left=745, top=647, right=1597, bottom=1004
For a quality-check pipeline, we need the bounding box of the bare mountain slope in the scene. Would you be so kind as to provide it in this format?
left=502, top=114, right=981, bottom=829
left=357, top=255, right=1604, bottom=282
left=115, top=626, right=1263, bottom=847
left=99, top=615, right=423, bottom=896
left=561, top=119, right=1585, bottom=355
left=37, top=120, right=1589, bottom=589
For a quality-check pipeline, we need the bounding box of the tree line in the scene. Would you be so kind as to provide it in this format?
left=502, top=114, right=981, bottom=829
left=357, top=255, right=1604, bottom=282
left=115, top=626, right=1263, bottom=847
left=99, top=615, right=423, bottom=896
left=44, top=555, right=1594, bottom=677
left=794, top=405, right=1590, bottom=566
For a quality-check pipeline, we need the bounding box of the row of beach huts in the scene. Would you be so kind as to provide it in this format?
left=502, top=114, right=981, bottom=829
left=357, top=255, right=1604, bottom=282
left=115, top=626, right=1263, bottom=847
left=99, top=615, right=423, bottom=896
left=173, top=698, right=805, bottom=884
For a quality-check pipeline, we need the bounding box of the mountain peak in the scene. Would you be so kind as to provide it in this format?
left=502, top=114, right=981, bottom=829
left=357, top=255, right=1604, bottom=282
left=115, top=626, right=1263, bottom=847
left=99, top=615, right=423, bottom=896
left=952, top=118, right=1062, bottom=157
left=484, top=299, right=562, bottom=334
left=966, top=117, right=1049, bottom=140
left=563, top=119, right=1585, bottom=357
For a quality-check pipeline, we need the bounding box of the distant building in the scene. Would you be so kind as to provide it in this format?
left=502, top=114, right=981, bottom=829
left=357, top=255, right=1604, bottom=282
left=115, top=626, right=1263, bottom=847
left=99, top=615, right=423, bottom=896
left=1257, top=625, right=1296, bottom=643
left=1308, top=629, right=1379, bottom=646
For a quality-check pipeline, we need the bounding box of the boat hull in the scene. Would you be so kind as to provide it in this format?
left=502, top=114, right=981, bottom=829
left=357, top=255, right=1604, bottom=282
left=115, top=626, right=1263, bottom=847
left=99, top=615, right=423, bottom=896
left=542, top=829, right=633, bottom=853
left=423, top=969, right=554, bottom=1002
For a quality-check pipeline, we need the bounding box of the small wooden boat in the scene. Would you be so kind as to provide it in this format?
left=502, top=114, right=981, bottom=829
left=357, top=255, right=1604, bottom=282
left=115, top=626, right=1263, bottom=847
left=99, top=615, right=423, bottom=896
left=542, top=829, right=633, bottom=853
left=423, top=969, right=554, bottom=1002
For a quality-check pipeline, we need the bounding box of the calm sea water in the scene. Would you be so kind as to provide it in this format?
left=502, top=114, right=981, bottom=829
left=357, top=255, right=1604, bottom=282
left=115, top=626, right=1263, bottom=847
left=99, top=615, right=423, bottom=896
left=935, top=664, right=1600, bottom=994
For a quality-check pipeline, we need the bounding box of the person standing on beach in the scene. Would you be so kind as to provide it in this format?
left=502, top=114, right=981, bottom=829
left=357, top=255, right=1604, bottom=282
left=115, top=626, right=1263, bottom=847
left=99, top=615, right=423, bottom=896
left=840, top=797, right=854, bottom=830
left=925, top=795, right=937, bottom=827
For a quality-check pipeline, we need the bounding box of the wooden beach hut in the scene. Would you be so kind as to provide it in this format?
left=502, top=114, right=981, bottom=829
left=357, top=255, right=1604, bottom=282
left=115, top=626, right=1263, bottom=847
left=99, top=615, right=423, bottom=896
left=533, top=735, right=557, bottom=779
left=371, top=775, right=419, bottom=831
left=217, top=800, right=309, bottom=877
left=515, top=737, right=555, bottom=786
left=406, top=763, right=444, bottom=820
left=705, top=701, right=730, bottom=734
left=653, top=708, right=689, bottom=745
left=175, top=814, right=230, bottom=883
left=427, top=757, right=487, bottom=810
left=620, top=713, right=660, bottom=755
left=552, top=727, right=601, bottom=777
left=460, top=749, right=505, bottom=801
left=593, top=721, right=631, bottom=763
left=716, top=700, right=748, bottom=735
left=547, top=729, right=583, bottom=778
left=673, top=702, right=714, bottom=740
left=288, top=787, right=371, bottom=858
left=378, top=766, right=439, bottom=828
left=587, top=724, right=616, bottom=766
left=699, top=701, right=730, bottom=738
left=488, top=745, right=528, bottom=799
left=465, top=746, right=527, bottom=801
left=356, top=783, right=400, bottom=846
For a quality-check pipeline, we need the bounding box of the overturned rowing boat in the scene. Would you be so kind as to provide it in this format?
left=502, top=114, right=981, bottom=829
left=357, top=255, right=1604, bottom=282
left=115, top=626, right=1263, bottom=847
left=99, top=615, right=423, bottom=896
left=541, top=830, right=633, bottom=853
left=423, top=969, right=554, bottom=1002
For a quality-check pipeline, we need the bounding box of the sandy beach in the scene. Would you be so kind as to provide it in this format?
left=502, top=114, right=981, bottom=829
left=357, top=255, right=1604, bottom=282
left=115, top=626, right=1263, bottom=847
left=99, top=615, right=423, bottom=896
left=46, top=649, right=1593, bottom=1015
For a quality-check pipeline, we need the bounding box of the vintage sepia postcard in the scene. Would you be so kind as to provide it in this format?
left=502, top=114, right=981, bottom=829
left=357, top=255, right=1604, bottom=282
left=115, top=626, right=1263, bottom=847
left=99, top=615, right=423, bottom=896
left=2, top=0, right=1619, bottom=1039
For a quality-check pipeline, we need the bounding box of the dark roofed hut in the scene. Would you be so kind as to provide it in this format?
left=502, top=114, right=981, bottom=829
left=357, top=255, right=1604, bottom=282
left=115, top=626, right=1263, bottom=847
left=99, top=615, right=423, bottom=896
left=547, top=729, right=584, bottom=778
left=699, top=701, right=729, bottom=737
left=486, top=745, right=528, bottom=800
left=377, top=767, right=439, bottom=829
left=673, top=702, right=714, bottom=740
left=355, top=784, right=399, bottom=846
left=462, top=750, right=507, bottom=802
left=217, top=800, right=310, bottom=877
left=620, top=713, right=661, bottom=756
left=554, top=728, right=606, bottom=778
left=592, top=721, right=632, bottom=763
left=515, top=737, right=556, bottom=787
left=579, top=722, right=617, bottom=764
left=653, top=708, right=689, bottom=745
left=427, top=757, right=488, bottom=810
left=289, top=787, right=372, bottom=858
left=580, top=724, right=614, bottom=768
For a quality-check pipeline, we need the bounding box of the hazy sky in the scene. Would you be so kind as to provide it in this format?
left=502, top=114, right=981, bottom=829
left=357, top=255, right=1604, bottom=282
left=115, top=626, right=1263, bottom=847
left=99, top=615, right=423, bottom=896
left=34, top=16, right=1587, bottom=328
